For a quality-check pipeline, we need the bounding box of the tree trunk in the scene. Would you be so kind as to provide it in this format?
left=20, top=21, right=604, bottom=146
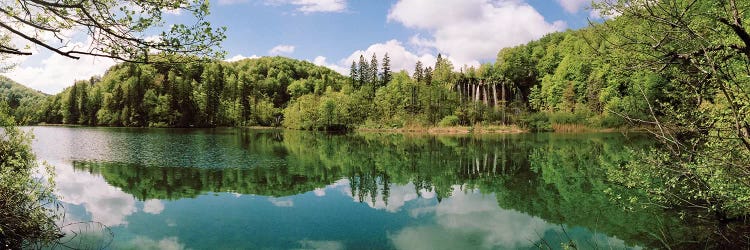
left=483, top=83, right=489, bottom=106
left=475, top=84, right=480, bottom=102
left=492, top=83, right=498, bottom=109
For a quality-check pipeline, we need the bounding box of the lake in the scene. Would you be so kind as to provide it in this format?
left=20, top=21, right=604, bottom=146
left=27, top=126, right=696, bottom=249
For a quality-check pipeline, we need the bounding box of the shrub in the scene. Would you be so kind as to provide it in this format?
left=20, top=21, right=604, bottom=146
left=521, top=113, right=552, bottom=132
left=0, top=103, right=62, bottom=248
left=438, top=115, right=460, bottom=127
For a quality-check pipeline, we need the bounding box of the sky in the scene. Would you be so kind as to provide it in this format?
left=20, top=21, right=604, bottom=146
left=2, top=0, right=600, bottom=94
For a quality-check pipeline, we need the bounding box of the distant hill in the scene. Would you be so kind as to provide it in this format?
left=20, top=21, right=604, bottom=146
left=0, top=76, right=48, bottom=124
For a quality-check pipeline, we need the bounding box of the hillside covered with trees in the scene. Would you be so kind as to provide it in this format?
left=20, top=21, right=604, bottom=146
left=34, top=56, right=346, bottom=127
left=26, top=25, right=663, bottom=132
left=0, top=76, right=47, bottom=125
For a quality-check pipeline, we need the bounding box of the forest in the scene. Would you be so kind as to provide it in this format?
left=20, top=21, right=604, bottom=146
left=16, top=26, right=653, bottom=132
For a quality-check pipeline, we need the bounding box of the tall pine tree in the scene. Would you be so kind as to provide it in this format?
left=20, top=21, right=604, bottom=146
left=381, top=53, right=391, bottom=86
left=369, top=54, right=378, bottom=86
left=65, top=83, right=79, bottom=124
left=413, top=61, right=423, bottom=83
left=350, top=61, right=359, bottom=88
left=358, top=55, right=368, bottom=87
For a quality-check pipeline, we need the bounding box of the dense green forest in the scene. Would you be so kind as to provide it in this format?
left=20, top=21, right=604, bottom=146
left=20, top=22, right=687, bottom=132
left=0, top=76, right=48, bottom=125
left=32, top=56, right=347, bottom=127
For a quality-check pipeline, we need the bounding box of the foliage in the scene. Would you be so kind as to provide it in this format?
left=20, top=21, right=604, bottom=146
left=37, top=56, right=345, bottom=128
left=0, top=102, right=60, bottom=248
left=0, top=0, right=225, bottom=63
left=0, top=76, right=47, bottom=124
left=520, top=113, right=552, bottom=132
left=592, top=0, right=750, bottom=219
left=438, top=115, right=460, bottom=127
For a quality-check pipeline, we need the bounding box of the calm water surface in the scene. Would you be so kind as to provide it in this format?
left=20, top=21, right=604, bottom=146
left=27, top=126, right=694, bottom=249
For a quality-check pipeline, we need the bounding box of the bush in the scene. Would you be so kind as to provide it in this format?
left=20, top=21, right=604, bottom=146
left=438, top=115, right=460, bottom=127
left=0, top=103, right=62, bottom=248
left=547, top=111, right=588, bottom=125
left=521, top=113, right=552, bottom=132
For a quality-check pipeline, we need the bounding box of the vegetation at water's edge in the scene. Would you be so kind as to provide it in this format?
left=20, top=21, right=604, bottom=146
left=0, top=103, right=60, bottom=248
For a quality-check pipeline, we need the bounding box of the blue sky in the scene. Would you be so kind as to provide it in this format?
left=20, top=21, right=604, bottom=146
left=3, top=0, right=598, bottom=94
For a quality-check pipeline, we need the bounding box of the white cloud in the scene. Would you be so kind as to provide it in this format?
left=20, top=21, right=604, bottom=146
left=346, top=182, right=436, bottom=213
left=312, top=56, right=348, bottom=74
left=269, top=45, right=296, bottom=55
left=340, top=40, right=438, bottom=75
left=266, top=0, right=347, bottom=13
left=269, top=197, right=294, bottom=207
left=54, top=162, right=137, bottom=226
left=2, top=35, right=117, bottom=95
left=556, top=0, right=591, bottom=13
left=218, top=0, right=249, bottom=5
left=226, top=54, right=260, bottom=62
left=388, top=0, right=566, bottom=65
left=292, top=0, right=347, bottom=13
left=162, top=7, right=182, bottom=15
left=122, top=236, right=186, bottom=250
left=313, top=187, right=327, bottom=197
left=296, top=240, right=345, bottom=250
left=2, top=54, right=115, bottom=94
left=143, top=199, right=165, bottom=214
left=388, top=186, right=638, bottom=250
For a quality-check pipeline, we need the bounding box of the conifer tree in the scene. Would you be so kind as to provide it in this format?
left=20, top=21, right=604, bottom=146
left=350, top=61, right=359, bottom=88
left=413, top=61, right=424, bottom=83
left=358, top=55, right=368, bottom=87
left=381, top=53, right=391, bottom=86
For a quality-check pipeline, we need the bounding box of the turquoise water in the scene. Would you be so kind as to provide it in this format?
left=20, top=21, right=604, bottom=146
left=28, top=127, right=689, bottom=249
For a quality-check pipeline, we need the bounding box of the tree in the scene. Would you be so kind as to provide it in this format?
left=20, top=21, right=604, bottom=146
left=358, top=55, right=368, bottom=87
left=413, top=61, right=424, bottom=83
left=595, top=0, right=750, bottom=220
left=369, top=54, right=379, bottom=86
left=350, top=61, right=359, bottom=88
left=64, top=83, right=79, bottom=124
left=424, top=67, right=433, bottom=85
left=381, top=53, right=392, bottom=86
left=0, top=0, right=226, bottom=63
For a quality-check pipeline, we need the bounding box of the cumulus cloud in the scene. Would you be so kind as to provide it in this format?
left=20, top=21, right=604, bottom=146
left=218, top=0, right=249, bottom=5
left=2, top=52, right=116, bottom=94
left=54, top=163, right=137, bottom=226
left=143, top=199, right=165, bottom=214
left=339, top=40, right=438, bottom=75
left=313, top=187, right=327, bottom=197
left=122, top=236, right=186, bottom=250
left=388, top=0, right=566, bottom=65
left=345, top=182, right=436, bottom=213
left=2, top=34, right=117, bottom=95
left=291, top=0, right=347, bottom=13
left=269, top=197, right=295, bottom=207
left=312, top=56, right=348, bottom=74
left=296, top=240, right=345, bottom=250
left=556, top=0, right=591, bottom=13
left=390, top=188, right=551, bottom=249
left=226, top=54, right=260, bottom=62
left=266, top=0, right=347, bottom=13
left=269, top=45, right=296, bottom=55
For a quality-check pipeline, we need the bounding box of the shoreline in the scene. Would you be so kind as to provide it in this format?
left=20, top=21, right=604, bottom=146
left=31, top=123, right=647, bottom=135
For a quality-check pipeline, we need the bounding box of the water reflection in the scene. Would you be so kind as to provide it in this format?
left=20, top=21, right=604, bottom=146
left=29, top=127, right=701, bottom=249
